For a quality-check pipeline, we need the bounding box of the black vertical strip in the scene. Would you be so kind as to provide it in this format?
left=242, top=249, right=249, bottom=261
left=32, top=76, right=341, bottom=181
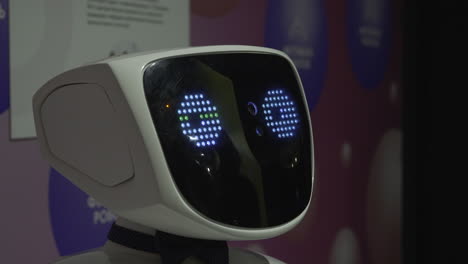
left=401, top=0, right=417, bottom=262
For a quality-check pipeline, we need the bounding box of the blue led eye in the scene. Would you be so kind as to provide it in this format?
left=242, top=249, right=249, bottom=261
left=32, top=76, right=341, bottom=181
left=178, top=93, right=224, bottom=147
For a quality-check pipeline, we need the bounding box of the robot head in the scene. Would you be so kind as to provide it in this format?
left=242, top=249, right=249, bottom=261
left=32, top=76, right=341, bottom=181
left=33, top=46, right=315, bottom=241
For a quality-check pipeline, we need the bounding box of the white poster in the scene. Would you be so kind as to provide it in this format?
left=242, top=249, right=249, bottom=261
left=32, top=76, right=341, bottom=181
left=10, top=0, right=189, bottom=139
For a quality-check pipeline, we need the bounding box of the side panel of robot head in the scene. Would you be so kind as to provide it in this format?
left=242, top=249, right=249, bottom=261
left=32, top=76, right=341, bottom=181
left=33, top=46, right=315, bottom=241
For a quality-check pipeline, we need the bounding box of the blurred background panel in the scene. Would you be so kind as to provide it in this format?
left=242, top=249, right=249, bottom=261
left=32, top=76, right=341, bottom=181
left=0, top=0, right=403, bottom=263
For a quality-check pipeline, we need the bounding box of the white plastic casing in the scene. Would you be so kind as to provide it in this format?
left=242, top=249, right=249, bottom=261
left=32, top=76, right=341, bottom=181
left=33, top=45, right=315, bottom=241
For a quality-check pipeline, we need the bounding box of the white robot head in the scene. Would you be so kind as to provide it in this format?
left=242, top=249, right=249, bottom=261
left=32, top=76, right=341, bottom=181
left=33, top=45, right=315, bottom=241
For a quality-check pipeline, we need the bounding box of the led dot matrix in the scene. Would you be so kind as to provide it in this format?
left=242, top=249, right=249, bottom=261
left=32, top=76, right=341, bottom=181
left=262, top=89, right=299, bottom=138
left=177, top=93, right=222, bottom=147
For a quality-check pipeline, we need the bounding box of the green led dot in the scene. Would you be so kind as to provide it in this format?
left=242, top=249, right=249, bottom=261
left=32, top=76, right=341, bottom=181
left=179, top=116, right=184, bottom=121
left=200, top=114, right=204, bottom=119
left=214, top=113, right=219, bottom=117
left=184, top=116, right=189, bottom=121
left=205, top=114, right=209, bottom=118
left=209, top=113, right=214, bottom=118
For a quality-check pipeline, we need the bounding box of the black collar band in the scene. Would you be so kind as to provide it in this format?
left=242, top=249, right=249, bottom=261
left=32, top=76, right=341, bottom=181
left=107, top=222, right=229, bottom=264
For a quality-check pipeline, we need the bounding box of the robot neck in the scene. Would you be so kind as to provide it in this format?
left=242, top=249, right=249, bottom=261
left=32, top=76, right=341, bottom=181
left=106, top=218, right=229, bottom=264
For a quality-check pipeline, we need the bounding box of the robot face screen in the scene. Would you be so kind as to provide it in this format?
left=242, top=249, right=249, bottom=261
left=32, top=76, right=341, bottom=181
left=143, top=52, right=312, bottom=228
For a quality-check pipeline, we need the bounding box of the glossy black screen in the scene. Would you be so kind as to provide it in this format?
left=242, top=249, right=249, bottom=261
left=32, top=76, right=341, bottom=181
left=143, top=52, right=312, bottom=228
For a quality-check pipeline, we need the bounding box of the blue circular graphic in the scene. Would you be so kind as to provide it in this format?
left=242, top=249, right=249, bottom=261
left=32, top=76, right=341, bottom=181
left=265, top=0, right=328, bottom=111
left=347, top=0, right=392, bottom=89
left=177, top=93, right=223, bottom=148
left=262, top=89, right=300, bottom=139
left=49, top=168, right=116, bottom=256
left=0, top=0, right=9, bottom=114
